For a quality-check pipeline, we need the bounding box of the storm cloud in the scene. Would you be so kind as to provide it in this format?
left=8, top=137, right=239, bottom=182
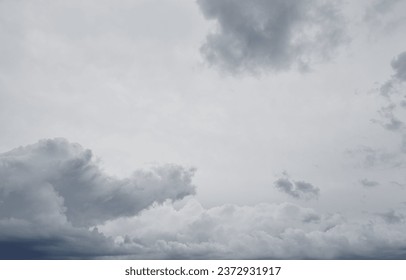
left=197, top=0, right=347, bottom=73
left=0, top=138, right=196, bottom=227
left=0, top=139, right=195, bottom=259
left=1, top=0, right=406, bottom=262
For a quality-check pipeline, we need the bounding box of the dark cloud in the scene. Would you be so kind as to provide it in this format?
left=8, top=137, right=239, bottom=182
left=197, top=0, right=347, bottom=74
left=391, top=51, right=406, bottom=82
left=360, top=178, right=380, bottom=188
left=0, top=138, right=195, bottom=259
left=0, top=138, right=195, bottom=227
left=274, top=177, right=319, bottom=200
left=2, top=140, right=406, bottom=260
left=380, top=51, right=406, bottom=97
left=0, top=215, right=145, bottom=260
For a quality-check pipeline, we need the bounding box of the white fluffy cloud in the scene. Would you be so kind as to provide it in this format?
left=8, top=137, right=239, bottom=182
left=99, top=199, right=406, bottom=259
left=197, top=0, right=347, bottom=74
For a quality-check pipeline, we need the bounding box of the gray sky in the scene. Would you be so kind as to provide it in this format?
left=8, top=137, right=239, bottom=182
left=1, top=0, right=406, bottom=259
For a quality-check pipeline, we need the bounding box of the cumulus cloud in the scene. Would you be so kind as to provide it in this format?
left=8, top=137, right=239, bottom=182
left=2, top=139, right=406, bottom=259
left=99, top=199, right=406, bottom=259
left=0, top=138, right=195, bottom=227
left=197, top=0, right=347, bottom=74
left=0, top=138, right=195, bottom=259
left=274, top=177, right=319, bottom=200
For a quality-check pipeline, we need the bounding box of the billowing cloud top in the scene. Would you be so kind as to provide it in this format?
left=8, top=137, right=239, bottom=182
left=197, top=0, right=347, bottom=74
left=0, top=138, right=196, bottom=227
left=1, top=139, right=406, bottom=259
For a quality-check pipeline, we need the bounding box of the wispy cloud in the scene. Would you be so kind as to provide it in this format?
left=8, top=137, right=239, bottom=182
left=360, top=178, right=380, bottom=188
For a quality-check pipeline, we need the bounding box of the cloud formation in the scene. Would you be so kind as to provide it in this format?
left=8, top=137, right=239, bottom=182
left=391, top=51, right=406, bottom=82
left=380, top=51, right=406, bottom=97
left=375, top=53, right=406, bottom=156
left=197, top=0, right=347, bottom=74
left=1, top=139, right=406, bottom=259
left=353, top=51, right=406, bottom=170
left=274, top=177, right=320, bottom=200
left=99, top=199, right=406, bottom=259
left=0, top=138, right=195, bottom=259
left=0, top=138, right=195, bottom=227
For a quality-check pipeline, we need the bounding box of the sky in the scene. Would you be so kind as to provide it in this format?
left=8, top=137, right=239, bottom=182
left=1, top=0, right=406, bottom=259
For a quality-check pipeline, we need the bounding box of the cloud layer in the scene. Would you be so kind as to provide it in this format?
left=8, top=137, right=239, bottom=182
left=197, top=0, right=347, bottom=73
left=0, top=139, right=196, bottom=259
left=99, top=199, right=406, bottom=259
left=0, top=139, right=195, bottom=227
left=1, top=139, right=406, bottom=259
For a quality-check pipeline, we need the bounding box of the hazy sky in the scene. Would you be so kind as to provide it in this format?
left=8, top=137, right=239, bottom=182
left=1, top=0, right=406, bottom=259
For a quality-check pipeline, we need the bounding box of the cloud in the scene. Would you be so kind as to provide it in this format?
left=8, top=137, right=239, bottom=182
left=377, top=210, right=405, bottom=224
left=373, top=53, right=406, bottom=163
left=197, top=0, right=347, bottom=74
left=0, top=138, right=195, bottom=259
left=360, top=179, right=380, bottom=188
left=380, top=51, right=406, bottom=97
left=0, top=138, right=195, bottom=227
left=1, top=139, right=406, bottom=259
left=355, top=51, right=406, bottom=170
left=274, top=177, right=320, bottom=200
left=371, top=103, right=404, bottom=132
left=364, top=0, right=402, bottom=20
left=99, top=199, right=406, bottom=259
left=364, top=0, right=406, bottom=35
left=0, top=224, right=131, bottom=260
left=391, top=51, right=406, bottom=82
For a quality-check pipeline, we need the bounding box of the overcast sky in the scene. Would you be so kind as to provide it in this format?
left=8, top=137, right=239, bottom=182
left=1, top=0, right=406, bottom=259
